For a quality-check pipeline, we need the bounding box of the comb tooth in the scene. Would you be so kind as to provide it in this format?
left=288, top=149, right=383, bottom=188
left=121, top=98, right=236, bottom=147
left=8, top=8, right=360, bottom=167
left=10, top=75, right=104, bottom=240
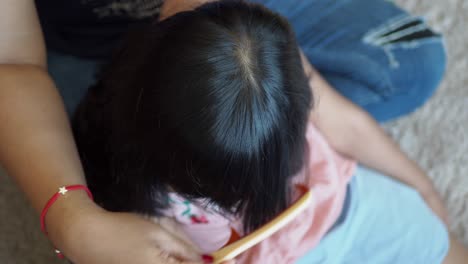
left=210, top=190, right=313, bottom=263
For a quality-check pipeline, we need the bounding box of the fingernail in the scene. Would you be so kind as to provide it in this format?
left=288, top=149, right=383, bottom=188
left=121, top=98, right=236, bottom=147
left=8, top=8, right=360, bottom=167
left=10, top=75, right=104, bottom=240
left=201, top=254, right=214, bottom=263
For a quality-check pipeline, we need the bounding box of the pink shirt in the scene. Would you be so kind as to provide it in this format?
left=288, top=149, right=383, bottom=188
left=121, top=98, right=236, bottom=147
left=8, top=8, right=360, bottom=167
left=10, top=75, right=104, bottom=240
left=162, top=121, right=356, bottom=263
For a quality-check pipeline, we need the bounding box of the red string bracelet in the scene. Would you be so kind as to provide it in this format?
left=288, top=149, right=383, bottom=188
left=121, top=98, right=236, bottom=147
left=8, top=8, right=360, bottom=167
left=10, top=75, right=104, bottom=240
left=40, top=185, right=94, bottom=258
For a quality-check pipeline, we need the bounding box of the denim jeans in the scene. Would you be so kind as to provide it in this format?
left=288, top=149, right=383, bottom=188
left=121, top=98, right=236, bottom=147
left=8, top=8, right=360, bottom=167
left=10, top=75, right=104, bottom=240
left=49, top=0, right=446, bottom=122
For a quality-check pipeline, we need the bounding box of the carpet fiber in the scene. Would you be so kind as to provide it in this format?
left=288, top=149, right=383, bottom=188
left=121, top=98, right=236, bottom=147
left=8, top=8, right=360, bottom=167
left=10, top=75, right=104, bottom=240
left=0, top=0, right=466, bottom=263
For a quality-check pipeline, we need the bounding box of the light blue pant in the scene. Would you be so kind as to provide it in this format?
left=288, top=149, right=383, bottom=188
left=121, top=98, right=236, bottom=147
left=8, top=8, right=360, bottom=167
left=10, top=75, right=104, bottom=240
left=49, top=0, right=446, bottom=122
left=296, top=166, right=449, bottom=264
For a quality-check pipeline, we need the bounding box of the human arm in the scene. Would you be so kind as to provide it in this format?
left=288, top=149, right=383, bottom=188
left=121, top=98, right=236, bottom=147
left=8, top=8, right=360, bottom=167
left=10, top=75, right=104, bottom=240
left=0, top=0, right=45, bottom=65
left=0, top=0, right=90, bottom=238
left=0, top=1, right=203, bottom=263
left=300, top=52, right=448, bottom=225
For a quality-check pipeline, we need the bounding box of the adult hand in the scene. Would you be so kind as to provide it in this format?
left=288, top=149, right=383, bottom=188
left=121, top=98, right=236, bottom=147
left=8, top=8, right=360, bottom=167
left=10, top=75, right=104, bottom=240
left=45, top=192, right=203, bottom=264
left=70, top=212, right=239, bottom=264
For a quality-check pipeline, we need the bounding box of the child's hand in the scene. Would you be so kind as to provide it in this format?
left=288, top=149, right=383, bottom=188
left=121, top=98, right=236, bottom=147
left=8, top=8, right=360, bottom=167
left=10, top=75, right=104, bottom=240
left=46, top=194, right=204, bottom=264
left=420, top=189, right=449, bottom=227
left=159, top=0, right=217, bottom=21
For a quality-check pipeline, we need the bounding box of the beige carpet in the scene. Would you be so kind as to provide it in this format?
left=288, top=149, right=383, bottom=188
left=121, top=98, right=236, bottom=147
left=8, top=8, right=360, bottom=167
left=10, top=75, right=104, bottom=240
left=0, top=0, right=466, bottom=263
left=385, top=0, right=468, bottom=245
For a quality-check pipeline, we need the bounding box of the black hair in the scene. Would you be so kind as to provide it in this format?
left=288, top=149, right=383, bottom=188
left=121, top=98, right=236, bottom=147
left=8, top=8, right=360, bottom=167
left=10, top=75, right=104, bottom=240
left=73, top=0, right=312, bottom=232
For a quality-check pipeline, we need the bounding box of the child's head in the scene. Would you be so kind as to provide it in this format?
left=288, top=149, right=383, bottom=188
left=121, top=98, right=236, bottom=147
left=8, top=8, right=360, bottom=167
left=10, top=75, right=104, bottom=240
left=74, top=1, right=312, bottom=232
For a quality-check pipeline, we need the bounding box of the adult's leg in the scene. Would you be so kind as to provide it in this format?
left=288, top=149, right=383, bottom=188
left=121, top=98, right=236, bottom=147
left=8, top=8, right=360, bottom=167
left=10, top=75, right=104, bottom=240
left=251, top=0, right=446, bottom=122
left=47, top=50, right=102, bottom=116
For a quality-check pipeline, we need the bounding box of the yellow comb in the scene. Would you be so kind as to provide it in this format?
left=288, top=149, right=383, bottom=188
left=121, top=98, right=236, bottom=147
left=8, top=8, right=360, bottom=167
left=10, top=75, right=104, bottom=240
left=210, top=190, right=313, bottom=263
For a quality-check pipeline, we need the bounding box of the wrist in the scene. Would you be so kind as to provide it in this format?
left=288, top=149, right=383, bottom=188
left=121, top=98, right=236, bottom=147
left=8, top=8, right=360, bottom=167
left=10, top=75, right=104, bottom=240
left=44, top=189, right=102, bottom=253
